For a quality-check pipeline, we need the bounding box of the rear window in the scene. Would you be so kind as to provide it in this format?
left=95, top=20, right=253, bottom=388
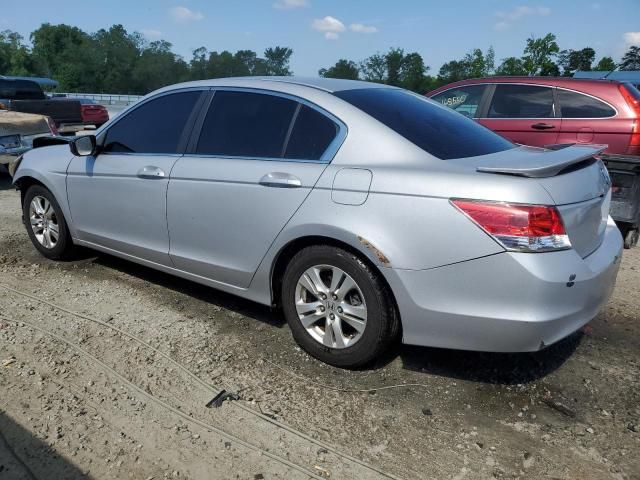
left=558, top=90, right=615, bottom=118
left=334, top=88, right=514, bottom=160
left=0, top=80, right=46, bottom=100
left=284, top=105, right=338, bottom=160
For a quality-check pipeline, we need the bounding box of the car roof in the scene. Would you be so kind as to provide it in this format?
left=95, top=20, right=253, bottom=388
left=152, top=76, right=391, bottom=97
left=428, top=76, right=623, bottom=95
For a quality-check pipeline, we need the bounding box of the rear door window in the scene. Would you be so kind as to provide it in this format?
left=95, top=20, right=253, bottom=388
left=196, top=91, right=297, bottom=158
left=334, top=88, right=514, bottom=160
left=488, top=84, right=555, bottom=118
left=431, top=85, right=486, bottom=118
left=284, top=105, right=338, bottom=160
left=558, top=90, right=616, bottom=118
left=103, top=91, right=201, bottom=154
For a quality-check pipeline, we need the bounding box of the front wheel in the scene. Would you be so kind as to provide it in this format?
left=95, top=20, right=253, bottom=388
left=23, top=185, right=75, bottom=260
left=281, top=245, right=399, bottom=368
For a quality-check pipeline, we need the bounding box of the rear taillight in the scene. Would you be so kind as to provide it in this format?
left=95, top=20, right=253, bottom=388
left=452, top=199, right=572, bottom=253
left=619, top=84, right=640, bottom=147
left=46, top=116, right=58, bottom=136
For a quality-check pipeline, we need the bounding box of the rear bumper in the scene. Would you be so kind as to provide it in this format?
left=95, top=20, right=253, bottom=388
left=387, top=217, right=623, bottom=352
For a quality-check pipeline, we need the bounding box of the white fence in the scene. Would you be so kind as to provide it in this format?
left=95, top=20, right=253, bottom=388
left=59, top=93, right=143, bottom=106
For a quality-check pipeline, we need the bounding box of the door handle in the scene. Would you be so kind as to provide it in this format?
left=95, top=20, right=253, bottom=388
left=531, top=123, right=555, bottom=130
left=137, top=166, right=166, bottom=179
left=259, top=172, right=302, bottom=188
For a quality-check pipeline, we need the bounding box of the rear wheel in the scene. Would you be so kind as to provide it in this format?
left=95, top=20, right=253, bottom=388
left=23, top=185, right=75, bottom=260
left=281, top=245, right=399, bottom=368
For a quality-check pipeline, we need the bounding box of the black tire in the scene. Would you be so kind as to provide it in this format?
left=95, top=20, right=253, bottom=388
left=281, top=245, right=399, bottom=368
left=624, top=228, right=639, bottom=249
left=23, top=185, right=75, bottom=260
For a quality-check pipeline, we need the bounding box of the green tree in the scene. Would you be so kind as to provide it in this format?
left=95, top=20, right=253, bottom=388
left=358, top=49, right=432, bottom=91
left=30, top=23, right=101, bottom=91
left=400, top=52, right=431, bottom=92
left=319, top=59, right=360, bottom=79
left=189, top=47, right=209, bottom=80
left=620, top=45, right=640, bottom=71
left=93, top=25, right=143, bottom=93
left=522, top=33, right=560, bottom=76
left=385, top=48, right=405, bottom=86
left=594, top=56, right=616, bottom=71
left=437, top=47, right=494, bottom=84
left=132, top=40, right=188, bottom=93
left=264, top=46, right=293, bottom=76
left=558, top=47, right=595, bottom=75
left=360, top=52, right=387, bottom=82
left=494, top=57, right=528, bottom=75
left=234, top=50, right=259, bottom=75
left=0, top=30, right=34, bottom=76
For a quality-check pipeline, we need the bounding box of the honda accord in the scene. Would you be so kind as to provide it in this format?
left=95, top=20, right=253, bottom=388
left=11, top=77, right=623, bottom=367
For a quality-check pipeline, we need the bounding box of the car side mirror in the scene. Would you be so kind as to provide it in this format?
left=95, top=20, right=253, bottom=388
left=70, top=135, right=97, bottom=156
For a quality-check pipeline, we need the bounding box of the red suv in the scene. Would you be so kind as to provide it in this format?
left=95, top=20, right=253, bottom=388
left=427, top=77, right=640, bottom=157
left=428, top=77, right=640, bottom=249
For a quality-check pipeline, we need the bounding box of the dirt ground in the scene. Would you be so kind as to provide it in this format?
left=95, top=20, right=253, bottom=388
left=0, top=169, right=638, bottom=480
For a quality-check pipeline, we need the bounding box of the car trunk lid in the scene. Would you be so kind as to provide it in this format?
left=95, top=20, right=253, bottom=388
left=471, top=145, right=611, bottom=257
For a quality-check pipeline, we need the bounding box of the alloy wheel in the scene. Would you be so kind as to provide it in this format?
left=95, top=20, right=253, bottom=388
left=29, top=196, right=59, bottom=249
left=295, top=264, right=367, bottom=349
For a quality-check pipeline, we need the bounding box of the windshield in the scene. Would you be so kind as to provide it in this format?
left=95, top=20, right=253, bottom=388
left=334, top=88, right=515, bottom=160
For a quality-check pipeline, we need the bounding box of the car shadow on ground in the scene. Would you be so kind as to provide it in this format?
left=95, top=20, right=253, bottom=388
left=92, top=252, right=580, bottom=385
left=0, top=411, right=87, bottom=479
left=395, top=332, right=582, bottom=385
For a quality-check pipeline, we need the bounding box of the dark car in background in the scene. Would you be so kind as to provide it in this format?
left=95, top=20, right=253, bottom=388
left=78, top=98, right=109, bottom=128
left=428, top=77, right=640, bottom=249
left=0, top=77, right=84, bottom=134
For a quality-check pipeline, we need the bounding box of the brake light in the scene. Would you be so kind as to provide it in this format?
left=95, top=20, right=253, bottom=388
left=452, top=199, right=572, bottom=252
left=619, top=84, right=640, bottom=147
left=46, top=116, right=58, bottom=136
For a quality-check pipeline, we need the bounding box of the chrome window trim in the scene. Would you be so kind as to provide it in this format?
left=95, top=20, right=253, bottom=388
left=97, top=86, right=209, bottom=156
left=190, top=86, right=348, bottom=164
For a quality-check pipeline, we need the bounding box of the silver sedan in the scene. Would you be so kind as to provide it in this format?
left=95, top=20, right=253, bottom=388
left=12, top=77, right=623, bottom=367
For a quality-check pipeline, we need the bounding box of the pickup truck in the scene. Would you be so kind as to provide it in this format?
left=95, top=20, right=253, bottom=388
left=0, top=77, right=83, bottom=134
left=1, top=109, right=57, bottom=172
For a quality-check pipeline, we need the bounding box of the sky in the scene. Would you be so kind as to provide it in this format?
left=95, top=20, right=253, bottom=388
left=4, top=0, right=640, bottom=76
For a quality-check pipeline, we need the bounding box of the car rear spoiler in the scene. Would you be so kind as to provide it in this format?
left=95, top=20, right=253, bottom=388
left=476, top=144, right=607, bottom=178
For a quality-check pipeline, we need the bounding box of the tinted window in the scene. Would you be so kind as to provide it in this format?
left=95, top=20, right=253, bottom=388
left=197, top=91, right=297, bottom=158
left=558, top=90, right=615, bottom=118
left=431, top=85, right=486, bottom=118
left=285, top=105, right=338, bottom=160
left=334, top=88, right=514, bottom=160
left=0, top=79, right=45, bottom=100
left=103, top=91, right=200, bottom=154
left=488, top=84, right=554, bottom=118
